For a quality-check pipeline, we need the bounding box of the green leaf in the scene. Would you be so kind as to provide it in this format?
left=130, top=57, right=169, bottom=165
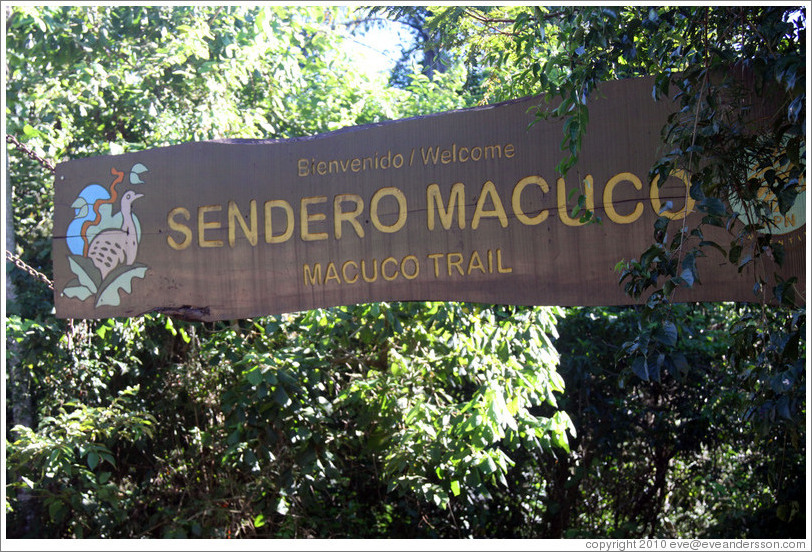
left=129, top=162, right=148, bottom=184
left=656, top=321, right=678, bottom=346
left=22, top=124, right=40, bottom=137
left=632, top=356, right=649, bottom=381
left=480, top=455, right=497, bottom=474
left=273, top=386, right=291, bottom=408
left=62, top=283, right=94, bottom=301
left=552, top=429, right=571, bottom=453
left=68, top=255, right=101, bottom=293
left=96, top=264, right=148, bottom=307
left=680, top=267, right=695, bottom=287
left=728, top=244, right=742, bottom=264
left=450, top=480, right=461, bottom=496
left=87, top=451, right=99, bottom=470
left=246, top=367, right=263, bottom=387
left=48, top=500, right=67, bottom=523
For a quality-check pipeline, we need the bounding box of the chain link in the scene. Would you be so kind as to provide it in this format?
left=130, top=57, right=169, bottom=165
left=5, top=132, right=76, bottom=350
left=5, top=249, right=54, bottom=290
left=6, top=134, right=56, bottom=174
left=5, top=132, right=56, bottom=289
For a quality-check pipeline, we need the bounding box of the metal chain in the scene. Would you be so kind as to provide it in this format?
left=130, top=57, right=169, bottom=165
left=6, top=134, right=56, bottom=174
left=5, top=132, right=56, bottom=289
left=5, top=132, right=80, bottom=353
left=5, top=249, right=54, bottom=290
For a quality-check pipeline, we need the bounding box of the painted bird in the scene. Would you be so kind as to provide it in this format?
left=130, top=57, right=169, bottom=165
left=87, top=190, right=143, bottom=279
left=67, top=184, right=111, bottom=256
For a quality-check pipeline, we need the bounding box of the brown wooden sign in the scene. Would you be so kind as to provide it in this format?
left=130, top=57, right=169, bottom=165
left=53, top=76, right=806, bottom=321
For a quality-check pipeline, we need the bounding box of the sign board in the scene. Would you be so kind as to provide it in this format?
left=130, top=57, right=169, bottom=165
left=53, top=76, right=806, bottom=321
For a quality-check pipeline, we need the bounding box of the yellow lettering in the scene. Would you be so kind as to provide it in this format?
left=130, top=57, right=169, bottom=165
left=264, top=200, right=294, bottom=244
left=370, top=187, right=407, bottom=233
left=401, top=255, right=419, bottom=280
left=301, top=196, right=328, bottom=241
left=198, top=205, right=223, bottom=248
left=342, top=260, right=359, bottom=284
left=472, top=180, right=508, bottom=229
left=557, top=176, right=595, bottom=226
left=361, top=259, right=378, bottom=282
left=334, top=194, right=365, bottom=239
left=467, top=250, right=486, bottom=274
left=484, top=145, right=501, bottom=159
left=512, top=175, right=549, bottom=225
left=427, top=253, right=443, bottom=277
left=381, top=257, right=399, bottom=281
left=228, top=200, right=257, bottom=247
left=651, top=169, right=694, bottom=220
left=303, top=263, right=322, bottom=286
left=604, top=172, right=644, bottom=224
left=447, top=252, right=464, bottom=276
left=427, top=182, right=466, bottom=230
left=497, top=249, right=512, bottom=273
left=167, top=207, right=192, bottom=250
left=324, top=262, right=340, bottom=284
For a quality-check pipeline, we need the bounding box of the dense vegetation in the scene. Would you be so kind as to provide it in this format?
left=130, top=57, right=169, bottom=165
left=5, top=6, right=806, bottom=539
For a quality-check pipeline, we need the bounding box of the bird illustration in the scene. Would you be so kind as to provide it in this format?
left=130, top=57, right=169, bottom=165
left=66, top=184, right=111, bottom=255
left=87, top=190, right=144, bottom=279
left=82, top=168, right=124, bottom=255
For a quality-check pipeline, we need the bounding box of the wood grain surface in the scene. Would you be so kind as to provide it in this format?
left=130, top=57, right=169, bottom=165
left=53, top=76, right=806, bottom=321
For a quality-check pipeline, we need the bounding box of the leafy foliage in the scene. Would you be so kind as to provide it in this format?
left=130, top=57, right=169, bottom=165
left=7, top=303, right=571, bottom=538
left=6, top=384, right=155, bottom=538
left=5, top=4, right=806, bottom=540
left=552, top=305, right=805, bottom=538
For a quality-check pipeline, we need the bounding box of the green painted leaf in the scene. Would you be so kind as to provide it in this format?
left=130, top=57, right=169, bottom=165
left=96, top=265, right=148, bottom=307
left=71, top=198, right=89, bottom=218
left=62, top=284, right=94, bottom=301
left=130, top=162, right=149, bottom=185
left=68, top=255, right=101, bottom=293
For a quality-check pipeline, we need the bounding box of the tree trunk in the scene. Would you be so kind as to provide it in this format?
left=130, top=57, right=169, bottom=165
left=6, top=150, right=38, bottom=537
